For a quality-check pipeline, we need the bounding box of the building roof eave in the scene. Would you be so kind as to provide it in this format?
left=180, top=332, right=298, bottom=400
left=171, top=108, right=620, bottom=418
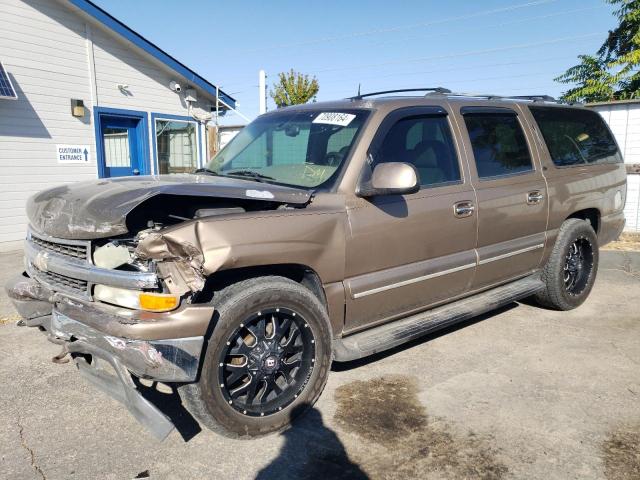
left=67, top=0, right=236, bottom=109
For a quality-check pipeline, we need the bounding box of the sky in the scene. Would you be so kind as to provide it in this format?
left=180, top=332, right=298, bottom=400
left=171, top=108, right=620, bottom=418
left=93, top=0, right=619, bottom=123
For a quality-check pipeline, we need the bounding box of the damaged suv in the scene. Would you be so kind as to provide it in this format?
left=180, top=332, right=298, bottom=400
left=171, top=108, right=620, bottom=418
left=8, top=89, right=627, bottom=440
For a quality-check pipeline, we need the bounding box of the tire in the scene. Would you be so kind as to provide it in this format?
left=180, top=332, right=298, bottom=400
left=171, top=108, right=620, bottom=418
left=179, top=276, right=332, bottom=438
left=534, top=218, right=599, bottom=310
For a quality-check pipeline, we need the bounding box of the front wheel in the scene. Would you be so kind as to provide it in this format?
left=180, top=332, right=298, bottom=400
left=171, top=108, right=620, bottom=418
left=534, top=218, right=599, bottom=310
left=179, top=276, right=332, bottom=438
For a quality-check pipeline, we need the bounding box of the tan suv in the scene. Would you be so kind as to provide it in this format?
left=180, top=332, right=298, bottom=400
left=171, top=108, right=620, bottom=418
left=7, top=88, right=627, bottom=439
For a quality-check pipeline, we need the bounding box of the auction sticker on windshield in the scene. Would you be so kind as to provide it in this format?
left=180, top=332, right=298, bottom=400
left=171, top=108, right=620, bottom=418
left=313, top=112, right=356, bottom=127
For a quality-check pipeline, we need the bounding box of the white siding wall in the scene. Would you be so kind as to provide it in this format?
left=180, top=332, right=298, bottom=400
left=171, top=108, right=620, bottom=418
left=219, top=127, right=243, bottom=150
left=0, top=0, right=96, bottom=249
left=0, top=0, right=214, bottom=250
left=593, top=103, right=640, bottom=164
left=90, top=28, right=212, bottom=118
left=591, top=103, right=640, bottom=232
left=625, top=174, right=640, bottom=232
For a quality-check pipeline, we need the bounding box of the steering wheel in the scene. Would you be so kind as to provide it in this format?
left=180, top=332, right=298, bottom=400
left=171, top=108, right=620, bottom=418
left=324, top=152, right=343, bottom=166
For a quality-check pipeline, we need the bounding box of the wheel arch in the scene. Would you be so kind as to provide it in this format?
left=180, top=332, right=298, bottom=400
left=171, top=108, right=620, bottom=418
left=567, top=207, right=600, bottom=234
left=195, top=263, right=329, bottom=309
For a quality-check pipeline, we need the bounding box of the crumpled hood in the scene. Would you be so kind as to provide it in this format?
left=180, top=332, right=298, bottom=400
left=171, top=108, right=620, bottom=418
left=26, top=174, right=312, bottom=239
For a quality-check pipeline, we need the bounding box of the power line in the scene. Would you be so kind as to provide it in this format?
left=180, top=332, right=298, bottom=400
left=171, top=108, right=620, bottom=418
left=216, top=5, right=605, bottom=90
left=313, top=32, right=602, bottom=74
left=317, top=56, right=576, bottom=87
left=326, top=72, right=565, bottom=99
left=343, top=5, right=604, bottom=52
left=223, top=58, right=570, bottom=98
left=232, top=0, right=559, bottom=54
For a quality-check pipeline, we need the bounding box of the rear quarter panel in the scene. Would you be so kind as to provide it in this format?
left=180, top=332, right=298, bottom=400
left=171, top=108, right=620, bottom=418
left=519, top=106, right=627, bottom=260
left=542, top=163, right=626, bottom=249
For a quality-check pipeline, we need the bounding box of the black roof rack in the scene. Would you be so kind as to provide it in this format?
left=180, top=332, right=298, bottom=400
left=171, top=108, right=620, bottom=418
left=350, top=87, right=451, bottom=100
left=430, top=92, right=559, bottom=103
left=508, top=95, right=557, bottom=102
left=348, top=88, right=566, bottom=105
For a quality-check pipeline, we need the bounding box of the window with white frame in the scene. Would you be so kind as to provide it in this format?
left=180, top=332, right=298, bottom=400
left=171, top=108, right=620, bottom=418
left=155, top=119, right=198, bottom=174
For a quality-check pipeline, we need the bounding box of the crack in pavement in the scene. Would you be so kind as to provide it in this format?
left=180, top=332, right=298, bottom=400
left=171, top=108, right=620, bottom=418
left=611, top=341, right=640, bottom=366
left=602, top=267, right=640, bottom=281
left=17, top=416, right=46, bottom=480
left=601, top=251, right=640, bottom=281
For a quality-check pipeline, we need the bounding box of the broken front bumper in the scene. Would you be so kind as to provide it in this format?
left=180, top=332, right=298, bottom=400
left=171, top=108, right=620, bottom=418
left=6, top=274, right=212, bottom=382
left=6, top=274, right=214, bottom=440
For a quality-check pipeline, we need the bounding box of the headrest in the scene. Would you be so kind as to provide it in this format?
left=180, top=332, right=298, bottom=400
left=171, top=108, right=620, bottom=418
left=413, top=141, right=448, bottom=168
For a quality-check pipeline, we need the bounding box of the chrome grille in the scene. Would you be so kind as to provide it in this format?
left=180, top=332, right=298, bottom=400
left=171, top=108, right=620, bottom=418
left=37, top=270, right=88, bottom=294
left=25, top=227, right=157, bottom=299
left=26, top=228, right=92, bottom=299
left=30, top=235, right=88, bottom=260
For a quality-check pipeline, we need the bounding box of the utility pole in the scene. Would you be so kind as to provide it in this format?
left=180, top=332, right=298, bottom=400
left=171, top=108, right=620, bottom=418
left=259, top=69, right=267, bottom=114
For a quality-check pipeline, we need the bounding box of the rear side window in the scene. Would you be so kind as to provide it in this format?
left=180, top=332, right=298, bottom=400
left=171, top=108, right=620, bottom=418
left=376, top=115, right=461, bottom=187
left=463, top=112, right=533, bottom=178
left=529, top=106, right=622, bottom=166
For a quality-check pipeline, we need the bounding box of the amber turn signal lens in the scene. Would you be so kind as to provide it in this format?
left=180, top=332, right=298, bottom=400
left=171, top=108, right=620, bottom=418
left=138, top=293, right=179, bottom=312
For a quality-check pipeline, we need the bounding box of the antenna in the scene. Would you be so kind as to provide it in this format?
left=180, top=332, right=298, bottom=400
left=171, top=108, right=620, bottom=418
left=357, top=83, right=361, bottom=97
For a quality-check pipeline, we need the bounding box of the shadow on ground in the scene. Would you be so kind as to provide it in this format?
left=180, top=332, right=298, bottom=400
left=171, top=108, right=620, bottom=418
left=136, top=303, right=521, bottom=448
left=256, top=405, right=368, bottom=480
left=134, top=380, right=202, bottom=442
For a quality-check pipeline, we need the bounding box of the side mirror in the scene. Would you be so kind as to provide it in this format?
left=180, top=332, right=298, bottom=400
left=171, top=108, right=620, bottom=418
left=358, top=162, right=419, bottom=197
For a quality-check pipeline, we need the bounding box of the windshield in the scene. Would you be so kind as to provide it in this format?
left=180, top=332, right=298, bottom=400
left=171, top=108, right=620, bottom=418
left=206, top=109, right=369, bottom=189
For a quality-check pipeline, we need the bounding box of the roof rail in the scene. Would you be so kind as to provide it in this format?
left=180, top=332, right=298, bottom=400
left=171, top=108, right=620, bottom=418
left=350, top=87, right=451, bottom=100
left=348, top=88, right=564, bottom=104
left=425, top=91, right=559, bottom=103
left=508, top=95, right=557, bottom=102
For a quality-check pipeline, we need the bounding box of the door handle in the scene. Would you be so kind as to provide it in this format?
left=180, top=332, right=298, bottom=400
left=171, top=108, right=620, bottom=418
left=454, top=201, right=475, bottom=218
left=132, top=168, right=140, bottom=175
left=527, top=191, right=544, bottom=205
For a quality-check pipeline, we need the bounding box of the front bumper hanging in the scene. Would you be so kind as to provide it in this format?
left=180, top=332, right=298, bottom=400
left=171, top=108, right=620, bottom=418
left=6, top=273, right=214, bottom=440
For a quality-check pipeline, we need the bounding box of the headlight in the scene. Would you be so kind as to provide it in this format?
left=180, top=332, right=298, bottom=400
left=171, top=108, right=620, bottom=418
left=94, top=285, right=179, bottom=312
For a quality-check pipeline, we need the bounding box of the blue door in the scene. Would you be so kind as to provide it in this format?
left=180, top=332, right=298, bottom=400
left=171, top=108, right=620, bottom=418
left=96, top=111, right=149, bottom=178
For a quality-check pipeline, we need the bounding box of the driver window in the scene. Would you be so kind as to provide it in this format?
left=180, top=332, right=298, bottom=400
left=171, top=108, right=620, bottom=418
left=377, top=115, right=461, bottom=187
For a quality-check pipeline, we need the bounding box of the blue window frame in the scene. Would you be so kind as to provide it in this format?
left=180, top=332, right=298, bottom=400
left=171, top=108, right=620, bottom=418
left=93, top=107, right=150, bottom=178
left=151, top=112, right=202, bottom=175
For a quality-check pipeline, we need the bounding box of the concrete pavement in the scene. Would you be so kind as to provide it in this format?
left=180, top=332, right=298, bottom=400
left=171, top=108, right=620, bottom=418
left=0, top=251, right=638, bottom=480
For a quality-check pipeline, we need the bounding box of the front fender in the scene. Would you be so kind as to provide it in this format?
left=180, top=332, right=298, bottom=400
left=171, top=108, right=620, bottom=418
left=135, top=194, right=348, bottom=290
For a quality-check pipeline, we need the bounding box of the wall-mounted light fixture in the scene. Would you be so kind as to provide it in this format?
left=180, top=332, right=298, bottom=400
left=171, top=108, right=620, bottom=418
left=117, top=84, right=132, bottom=96
left=70, top=99, right=85, bottom=118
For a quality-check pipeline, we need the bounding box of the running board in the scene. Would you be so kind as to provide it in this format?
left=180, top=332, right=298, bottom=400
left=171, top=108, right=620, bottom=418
left=333, top=275, right=544, bottom=362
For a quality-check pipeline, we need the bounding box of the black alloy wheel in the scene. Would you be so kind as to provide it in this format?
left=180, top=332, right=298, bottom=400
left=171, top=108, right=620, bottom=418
left=217, top=307, right=316, bottom=417
left=535, top=218, right=599, bottom=311
left=563, top=236, right=594, bottom=296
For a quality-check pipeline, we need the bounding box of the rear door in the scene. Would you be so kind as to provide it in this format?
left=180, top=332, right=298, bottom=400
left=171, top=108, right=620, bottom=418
left=454, top=105, right=548, bottom=289
left=344, top=106, right=477, bottom=332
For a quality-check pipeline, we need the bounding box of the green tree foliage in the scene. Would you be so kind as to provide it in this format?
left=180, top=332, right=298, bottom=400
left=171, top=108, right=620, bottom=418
left=270, top=70, right=319, bottom=108
left=556, top=0, right=640, bottom=102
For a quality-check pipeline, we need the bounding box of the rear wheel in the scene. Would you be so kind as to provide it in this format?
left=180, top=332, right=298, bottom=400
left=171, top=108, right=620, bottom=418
left=535, top=218, right=599, bottom=310
left=179, top=276, right=332, bottom=438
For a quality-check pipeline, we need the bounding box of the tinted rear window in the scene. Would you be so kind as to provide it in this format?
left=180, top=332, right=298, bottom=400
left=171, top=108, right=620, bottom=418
left=463, top=112, right=533, bottom=178
left=529, top=106, right=622, bottom=167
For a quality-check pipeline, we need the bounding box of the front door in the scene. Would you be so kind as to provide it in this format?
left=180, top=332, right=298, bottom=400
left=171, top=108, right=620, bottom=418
left=97, top=111, right=149, bottom=178
left=455, top=105, right=548, bottom=289
left=344, top=107, right=478, bottom=332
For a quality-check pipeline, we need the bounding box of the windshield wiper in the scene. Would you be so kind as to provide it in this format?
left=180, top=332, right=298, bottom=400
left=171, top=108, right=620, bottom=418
left=223, top=170, right=275, bottom=182
left=193, top=167, right=219, bottom=176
